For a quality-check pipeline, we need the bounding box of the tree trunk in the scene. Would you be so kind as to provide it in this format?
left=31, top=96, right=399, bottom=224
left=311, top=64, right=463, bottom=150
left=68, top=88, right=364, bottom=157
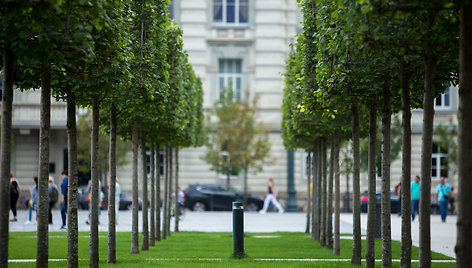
left=130, top=122, right=140, bottom=254
left=366, top=101, right=377, bottom=268
left=311, top=142, right=317, bottom=240
left=174, top=148, right=180, bottom=232
left=320, top=138, right=327, bottom=247
left=66, top=90, right=79, bottom=268
left=316, top=139, right=322, bottom=241
left=167, top=147, right=173, bottom=237
left=419, top=54, right=437, bottom=268
left=155, top=143, right=161, bottom=241
left=37, top=65, right=51, bottom=268
left=351, top=104, right=362, bottom=265
left=162, top=146, right=169, bottom=240
left=400, top=64, right=412, bottom=268
left=141, top=131, right=149, bottom=251
left=107, top=103, right=117, bottom=263
left=327, top=136, right=334, bottom=249
left=90, top=95, right=100, bottom=268
left=306, top=150, right=311, bottom=234
left=150, top=139, right=155, bottom=245
left=381, top=83, right=392, bottom=267
left=456, top=3, right=472, bottom=266
left=333, top=131, right=341, bottom=256
left=0, top=43, right=14, bottom=268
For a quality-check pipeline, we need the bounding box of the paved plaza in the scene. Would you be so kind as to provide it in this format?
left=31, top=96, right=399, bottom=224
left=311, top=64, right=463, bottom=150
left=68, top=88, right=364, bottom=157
left=9, top=209, right=456, bottom=258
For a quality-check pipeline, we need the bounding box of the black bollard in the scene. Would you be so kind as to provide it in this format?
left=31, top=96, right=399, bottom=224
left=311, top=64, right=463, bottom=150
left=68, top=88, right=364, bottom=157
left=232, top=201, right=244, bottom=258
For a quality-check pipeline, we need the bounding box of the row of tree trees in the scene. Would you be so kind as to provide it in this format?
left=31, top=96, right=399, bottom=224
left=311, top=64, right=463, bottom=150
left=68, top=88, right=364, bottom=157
left=0, top=1, right=204, bottom=267
left=283, top=0, right=471, bottom=267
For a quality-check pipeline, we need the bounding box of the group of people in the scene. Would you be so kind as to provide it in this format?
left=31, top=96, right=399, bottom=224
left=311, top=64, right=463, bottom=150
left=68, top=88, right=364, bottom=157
left=9, top=170, right=69, bottom=230
left=409, top=175, right=454, bottom=223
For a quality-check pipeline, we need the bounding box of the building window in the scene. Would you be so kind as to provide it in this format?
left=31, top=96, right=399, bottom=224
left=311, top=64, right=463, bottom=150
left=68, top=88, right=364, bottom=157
left=213, top=0, right=248, bottom=26
left=431, top=143, right=448, bottom=180
left=434, top=87, right=450, bottom=110
left=218, top=59, right=242, bottom=100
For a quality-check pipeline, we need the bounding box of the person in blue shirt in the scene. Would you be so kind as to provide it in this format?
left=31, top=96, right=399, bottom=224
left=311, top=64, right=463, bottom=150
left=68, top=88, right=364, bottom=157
left=60, top=170, right=69, bottom=230
left=411, top=175, right=421, bottom=221
left=436, top=176, right=451, bottom=223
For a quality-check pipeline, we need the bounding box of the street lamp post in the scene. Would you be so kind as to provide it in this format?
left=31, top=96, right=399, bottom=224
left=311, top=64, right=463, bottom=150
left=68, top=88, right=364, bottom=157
left=221, top=151, right=230, bottom=186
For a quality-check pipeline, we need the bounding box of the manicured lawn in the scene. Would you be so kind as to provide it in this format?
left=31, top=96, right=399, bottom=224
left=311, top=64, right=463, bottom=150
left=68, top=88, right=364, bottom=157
left=9, top=232, right=454, bottom=267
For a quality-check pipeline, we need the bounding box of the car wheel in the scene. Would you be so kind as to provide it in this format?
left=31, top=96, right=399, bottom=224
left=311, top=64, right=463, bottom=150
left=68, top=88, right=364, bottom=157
left=246, top=202, right=259, bottom=212
left=192, top=201, right=206, bottom=212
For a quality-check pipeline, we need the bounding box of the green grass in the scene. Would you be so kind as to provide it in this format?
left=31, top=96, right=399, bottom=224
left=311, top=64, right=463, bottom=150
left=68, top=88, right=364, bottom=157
left=9, top=232, right=454, bottom=267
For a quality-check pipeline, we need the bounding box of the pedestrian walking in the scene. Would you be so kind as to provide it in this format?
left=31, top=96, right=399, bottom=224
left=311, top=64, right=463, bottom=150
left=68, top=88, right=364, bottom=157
left=48, top=176, right=59, bottom=224
left=60, top=170, right=69, bottom=230
left=9, top=172, right=21, bottom=222
left=259, top=178, right=284, bottom=214
left=177, top=186, right=185, bottom=217
left=25, top=177, right=38, bottom=224
left=411, top=175, right=421, bottom=221
left=436, top=176, right=451, bottom=223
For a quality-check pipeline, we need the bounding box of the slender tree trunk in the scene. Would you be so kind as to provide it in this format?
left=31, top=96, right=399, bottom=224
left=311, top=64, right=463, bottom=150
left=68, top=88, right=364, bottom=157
left=150, top=139, right=155, bottom=245
left=316, top=139, right=322, bottom=241
left=327, top=136, right=334, bottom=249
left=90, top=95, right=100, bottom=268
left=366, top=101, right=377, bottom=268
left=155, top=143, right=161, bottom=241
left=36, top=65, right=51, bottom=268
left=400, top=64, right=412, bottom=268
left=381, top=84, right=392, bottom=267
left=243, top=167, right=248, bottom=208
left=456, top=3, right=472, bottom=266
left=174, top=148, right=180, bottom=232
left=162, top=146, right=169, bottom=240
left=306, top=150, right=311, bottom=234
left=351, top=104, right=362, bottom=265
left=66, top=91, right=79, bottom=268
left=107, top=103, right=117, bottom=263
left=320, top=138, right=327, bottom=247
left=419, top=55, right=437, bottom=268
left=311, top=143, right=317, bottom=240
left=141, top=132, right=149, bottom=250
left=0, top=43, right=14, bottom=268
left=167, top=147, right=173, bottom=237
left=131, top=122, right=140, bottom=254
left=333, top=131, right=341, bottom=256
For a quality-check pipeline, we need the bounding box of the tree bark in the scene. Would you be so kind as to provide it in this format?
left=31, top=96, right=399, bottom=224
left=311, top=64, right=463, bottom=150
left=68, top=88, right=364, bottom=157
left=130, top=122, right=140, bottom=254
left=243, top=167, right=248, bottom=208
left=366, top=101, right=377, bottom=268
left=316, top=139, right=322, bottom=241
left=162, top=146, right=169, bottom=240
left=311, top=142, right=317, bottom=240
left=400, top=64, right=412, bottom=268
left=107, top=103, right=117, bottom=263
left=456, top=3, right=472, bottom=267
left=174, top=148, right=180, bottom=232
left=351, top=104, right=362, bottom=265
left=141, top=132, right=149, bottom=251
left=333, top=131, right=341, bottom=256
left=150, top=139, right=155, bottom=245
left=0, top=43, right=14, bottom=268
left=155, top=143, right=161, bottom=241
left=320, top=138, right=327, bottom=247
left=167, top=147, right=173, bottom=237
left=90, top=94, right=100, bottom=268
left=381, top=84, right=392, bottom=267
left=327, top=136, right=334, bottom=249
left=306, top=150, right=311, bottom=234
left=66, top=91, right=79, bottom=268
left=37, top=65, right=51, bottom=268
left=419, top=54, right=437, bottom=268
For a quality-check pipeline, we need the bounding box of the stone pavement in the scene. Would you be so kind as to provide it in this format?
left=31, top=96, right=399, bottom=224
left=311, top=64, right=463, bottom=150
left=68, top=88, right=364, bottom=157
left=9, top=209, right=456, bottom=258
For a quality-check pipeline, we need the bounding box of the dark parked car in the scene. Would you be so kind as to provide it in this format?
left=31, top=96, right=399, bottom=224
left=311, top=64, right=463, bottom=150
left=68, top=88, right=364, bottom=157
left=78, top=185, right=141, bottom=211
left=360, top=190, right=401, bottom=214
left=183, top=184, right=264, bottom=212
